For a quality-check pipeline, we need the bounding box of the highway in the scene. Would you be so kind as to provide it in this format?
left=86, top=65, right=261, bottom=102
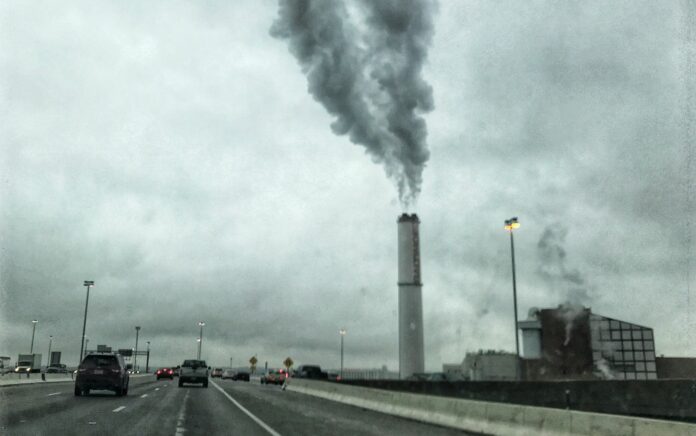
left=0, top=376, right=475, bottom=435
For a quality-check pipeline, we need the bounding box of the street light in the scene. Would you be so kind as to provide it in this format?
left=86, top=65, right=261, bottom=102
left=146, top=341, right=151, bottom=374
left=339, top=328, right=346, bottom=380
left=134, top=326, right=141, bottom=372
left=30, top=320, right=38, bottom=354
left=197, top=321, right=205, bottom=359
left=47, top=335, right=53, bottom=368
left=80, top=281, right=94, bottom=362
left=504, top=217, right=521, bottom=380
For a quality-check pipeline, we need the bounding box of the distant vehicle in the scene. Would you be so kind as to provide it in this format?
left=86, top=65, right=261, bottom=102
left=221, top=369, right=236, bottom=380
left=46, top=364, right=68, bottom=374
left=74, top=353, right=130, bottom=396
left=172, top=366, right=180, bottom=377
left=178, top=359, right=209, bottom=388
left=294, top=365, right=328, bottom=380
left=233, top=371, right=250, bottom=381
left=261, top=369, right=288, bottom=385
left=211, top=367, right=223, bottom=378
left=326, top=371, right=341, bottom=381
left=15, top=354, right=42, bottom=374
left=156, top=367, right=174, bottom=380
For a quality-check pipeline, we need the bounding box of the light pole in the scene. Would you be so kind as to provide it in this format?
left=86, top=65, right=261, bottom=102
left=47, top=335, right=53, bottom=367
left=197, top=321, right=205, bottom=359
left=80, top=281, right=94, bottom=362
left=504, top=217, right=521, bottom=380
left=146, top=341, right=150, bottom=373
left=339, top=328, right=346, bottom=380
left=134, top=326, right=141, bottom=372
left=30, top=320, right=38, bottom=354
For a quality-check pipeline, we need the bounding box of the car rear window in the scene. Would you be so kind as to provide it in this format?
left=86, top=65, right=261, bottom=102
left=182, top=360, right=206, bottom=367
left=82, top=355, right=119, bottom=369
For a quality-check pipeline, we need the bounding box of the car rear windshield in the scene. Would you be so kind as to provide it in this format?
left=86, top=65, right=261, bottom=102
left=82, top=355, right=119, bottom=369
left=182, top=360, right=206, bottom=367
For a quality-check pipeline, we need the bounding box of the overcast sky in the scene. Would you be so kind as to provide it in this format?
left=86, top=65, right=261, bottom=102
left=1, top=0, right=694, bottom=371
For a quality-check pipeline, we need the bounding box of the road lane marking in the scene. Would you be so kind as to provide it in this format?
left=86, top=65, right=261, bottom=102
left=155, top=388, right=160, bottom=391
left=211, top=380, right=281, bottom=436
left=140, top=394, right=148, bottom=398
left=112, top=406, right=126, bottom=413
left=46, top=392, right=61, bottom=396
left=174, top=390, right=189, bottom=436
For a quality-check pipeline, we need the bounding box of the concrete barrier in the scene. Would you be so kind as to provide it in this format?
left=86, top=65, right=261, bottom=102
left=286, top=379, right=696, bottom=436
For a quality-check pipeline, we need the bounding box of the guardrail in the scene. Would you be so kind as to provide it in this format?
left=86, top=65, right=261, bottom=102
left=286, top=379, right=696, bottom=436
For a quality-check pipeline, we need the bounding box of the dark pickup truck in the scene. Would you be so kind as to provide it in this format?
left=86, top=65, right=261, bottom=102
left=294, top=365, right=328, bottom=380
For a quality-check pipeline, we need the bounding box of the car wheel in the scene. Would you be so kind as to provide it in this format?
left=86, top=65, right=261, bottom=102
left=115, top=388, right=123, bottom=397
left=84, top=389, right=90, bottom=395
left=74, top=385, right=81, bottom=396
left=203, top=381, right=208, bottom=388
left=178, top=379, right=183, bottom=387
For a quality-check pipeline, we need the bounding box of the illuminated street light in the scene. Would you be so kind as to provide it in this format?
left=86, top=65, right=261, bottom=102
left=79, top=281, right=95, bottom=362
left=339, top=328, right=346, bottom=380
left=504, top=217, right=521, bottom=380
left=197, top=321, right=205, bottom=359
left=30, top=320, right=38, bottom=354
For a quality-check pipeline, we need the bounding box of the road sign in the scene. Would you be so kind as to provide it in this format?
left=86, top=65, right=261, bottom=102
left=284, top=357, right=293, bottom=369
left=118, top=349, right=133, bottom=357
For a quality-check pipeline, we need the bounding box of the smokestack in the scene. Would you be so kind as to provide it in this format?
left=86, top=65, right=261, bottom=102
left=398, top=213, right=424, bottom=378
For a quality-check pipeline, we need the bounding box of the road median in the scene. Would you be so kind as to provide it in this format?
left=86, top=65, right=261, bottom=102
left=286, top=379, right=696, bottom=436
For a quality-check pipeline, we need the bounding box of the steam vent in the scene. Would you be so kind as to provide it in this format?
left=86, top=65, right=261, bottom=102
left=397, top=213, right=425, bottom=378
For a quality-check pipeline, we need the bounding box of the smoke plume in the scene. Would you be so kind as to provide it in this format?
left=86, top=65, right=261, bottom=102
left=537, top=224, right=590, bottom=304
left=271, top=0, right=437, bottom=206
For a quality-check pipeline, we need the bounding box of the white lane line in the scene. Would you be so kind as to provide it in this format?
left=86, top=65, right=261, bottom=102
left=155, top=388, right=160, bottom=391
left=112, top=406, right=126, bottom=413
left=211, top=380, right=281, bottom=436
left=46, top=392, right=61, bottom=396
left=141, top=394, right=148, bottom=398
left=174, top=390, right=189, bottom=436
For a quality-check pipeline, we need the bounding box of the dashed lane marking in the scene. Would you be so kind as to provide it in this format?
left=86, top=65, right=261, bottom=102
left=141, top=394, right=148, bottom=398
left=155, top=388, right=160, bottom=391
left=174, top=389, right=189, bottom=436
left=210, top=380, right=281, bottom=436
left=46, top=392, right=61, bottom=396
left=112, top=406, right=126, bottom=413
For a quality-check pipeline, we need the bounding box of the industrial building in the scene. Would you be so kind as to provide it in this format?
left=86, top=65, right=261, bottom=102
left=519, top=305, right=657, bottom=380
left=443, top=350, right=517, bottom=381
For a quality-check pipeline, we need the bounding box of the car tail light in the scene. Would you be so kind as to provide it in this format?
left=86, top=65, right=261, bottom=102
left=169, top=370, right=173, bottom=374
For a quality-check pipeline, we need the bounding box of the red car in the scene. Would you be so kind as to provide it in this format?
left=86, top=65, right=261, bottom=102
left=260, top=369, right=288, bottom=385
left=156, top=367, right=175, bottom=380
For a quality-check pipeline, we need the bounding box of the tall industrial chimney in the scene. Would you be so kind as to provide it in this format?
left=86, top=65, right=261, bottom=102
left=398, top=213, right=424, bottom=378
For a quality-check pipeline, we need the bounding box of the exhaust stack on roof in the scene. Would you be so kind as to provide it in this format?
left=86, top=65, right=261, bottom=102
left=397, top=213, right=425, bottom=378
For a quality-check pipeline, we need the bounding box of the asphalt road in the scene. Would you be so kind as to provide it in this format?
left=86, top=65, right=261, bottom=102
left=0, top=376, right=477, bottom=436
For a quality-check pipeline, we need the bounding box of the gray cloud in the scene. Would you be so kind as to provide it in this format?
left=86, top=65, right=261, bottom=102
left=0, top=0, right=693, bottom=372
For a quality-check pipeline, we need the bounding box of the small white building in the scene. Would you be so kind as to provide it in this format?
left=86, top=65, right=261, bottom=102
left=443, top=350, right=517, bottom=381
